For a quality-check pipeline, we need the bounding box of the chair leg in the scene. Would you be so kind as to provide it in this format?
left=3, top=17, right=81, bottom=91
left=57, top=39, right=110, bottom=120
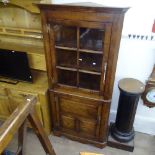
left=28, top=109, right=56, bottom=155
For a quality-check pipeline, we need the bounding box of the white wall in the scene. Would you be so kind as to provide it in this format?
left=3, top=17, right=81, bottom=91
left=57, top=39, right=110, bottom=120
left=110, top=37, right=155, bottom=135
left=52, top=0, right=155, bottom=135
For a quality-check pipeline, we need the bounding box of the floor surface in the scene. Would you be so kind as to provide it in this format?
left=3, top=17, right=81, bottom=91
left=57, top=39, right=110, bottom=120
left=7, top=131, right=155, bottom=155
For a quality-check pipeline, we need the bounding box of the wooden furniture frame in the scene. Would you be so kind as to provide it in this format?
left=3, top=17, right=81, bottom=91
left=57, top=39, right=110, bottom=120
left=0, top=0, right=52, bottom=134
left=37, top=2, right=129, bottom=148
left=0, top=95, right=56, bottom=155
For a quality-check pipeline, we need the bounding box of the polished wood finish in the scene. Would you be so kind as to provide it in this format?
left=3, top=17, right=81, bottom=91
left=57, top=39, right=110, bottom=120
left=0, top=1, right=52, bottom=134
left=0, top=71, right=51, bottom=134
left=38, top=2, right=128, bottom=147
left=0, top=95, right=56, bottom=155
left=0, top=1, right=45, bottom=71
left=142, top=65, right=155, bottom=107
left=0, top=96, right=36, bottom=153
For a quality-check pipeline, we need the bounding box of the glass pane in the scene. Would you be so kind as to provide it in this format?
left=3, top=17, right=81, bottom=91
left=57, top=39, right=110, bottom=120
left=80, top=28, right=104, bottom=51
left=56, top=49, right=77, bottom=68
left=79, top=52, right=102, bottom=72
left=57, top=69, right=77, bottom=86
left=79, top=72, right=100, bottom=90
left=52, top=24, right=77, bottom=48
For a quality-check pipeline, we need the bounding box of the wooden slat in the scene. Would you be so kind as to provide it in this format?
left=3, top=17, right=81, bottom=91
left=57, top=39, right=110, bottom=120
left=0, top=95, right=36, bottom=154
left=0, top=27, right=42, bottom=39
left=0, top=95, right=56, bottom=155
left=79, top=49, right=102, bottom=54
left=28, top=108, right=56, bottom=155
left=55, top=45, right=77, bottom=51
left=56, top=66, right=77, bottom=71
left=79, top=69, right=101, bottom=75
left=77, top=27, right=80, bottom=87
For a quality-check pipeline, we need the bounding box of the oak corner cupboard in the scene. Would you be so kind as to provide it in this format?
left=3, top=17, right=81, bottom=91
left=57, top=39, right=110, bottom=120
left=37, top=2, right=129, bottom=148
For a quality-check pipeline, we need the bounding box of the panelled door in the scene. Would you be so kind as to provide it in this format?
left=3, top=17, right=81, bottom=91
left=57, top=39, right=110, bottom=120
left=52, top=92, right=106, bottom=140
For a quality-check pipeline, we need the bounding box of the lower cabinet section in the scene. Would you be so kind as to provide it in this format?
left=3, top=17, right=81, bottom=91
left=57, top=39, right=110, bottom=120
left=60, top=115, right=99, bottom=140
left=50, top=90, right=110, bottom=147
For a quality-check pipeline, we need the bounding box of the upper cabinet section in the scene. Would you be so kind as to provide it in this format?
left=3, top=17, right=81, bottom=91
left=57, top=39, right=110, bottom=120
left=50, top=21, right=112, bottom=91
left=53, top=25, right=104, bottom=52
left=53, top=25, right=77, bottom=48
left=38, top=3, right=129, bottom=95
left=37, top=2, right=129, bottom=23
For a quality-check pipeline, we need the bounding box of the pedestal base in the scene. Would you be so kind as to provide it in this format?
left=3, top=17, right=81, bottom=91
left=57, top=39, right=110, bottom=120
left=111, top=123, right=135, bottom=142
left=108, top=123, right=134, bottom=152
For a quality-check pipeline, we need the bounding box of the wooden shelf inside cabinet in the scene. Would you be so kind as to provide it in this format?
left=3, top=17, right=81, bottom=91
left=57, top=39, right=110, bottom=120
left=37, top=2, right=129, bottom=147
left=79, top=49, right=103, bottom=54
left=55, top=46, right=77, bottom=51
left=55, top=46, right=103, bottom=54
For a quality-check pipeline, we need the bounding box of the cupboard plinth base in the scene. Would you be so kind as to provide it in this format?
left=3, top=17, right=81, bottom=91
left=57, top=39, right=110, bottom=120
left=53, top=130, right=107, bottom=148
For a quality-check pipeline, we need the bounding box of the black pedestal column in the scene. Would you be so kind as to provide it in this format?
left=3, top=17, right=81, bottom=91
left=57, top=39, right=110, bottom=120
left=108, top=78, right=144, bottom=151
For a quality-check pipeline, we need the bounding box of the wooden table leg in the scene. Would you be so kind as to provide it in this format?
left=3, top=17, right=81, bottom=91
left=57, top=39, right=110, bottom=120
left=28, top=109, right=56, bottom=155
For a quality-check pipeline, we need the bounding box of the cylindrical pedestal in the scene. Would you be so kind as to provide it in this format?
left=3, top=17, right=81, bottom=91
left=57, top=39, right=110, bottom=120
left=111, top=78, right=144, bottom=143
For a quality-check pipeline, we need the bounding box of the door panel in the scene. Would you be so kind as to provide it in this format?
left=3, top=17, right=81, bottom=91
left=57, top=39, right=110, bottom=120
left=61, top=115, right=75, bottom=130
left=59, top=96, right=98, bottom=120
left=53, top=92, right=104, bottom=139
left=80, top=119, right=96, bottom=136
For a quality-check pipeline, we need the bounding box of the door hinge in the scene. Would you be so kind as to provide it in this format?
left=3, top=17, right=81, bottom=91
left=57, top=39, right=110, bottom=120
left=103, top=62, right=107, bottom=81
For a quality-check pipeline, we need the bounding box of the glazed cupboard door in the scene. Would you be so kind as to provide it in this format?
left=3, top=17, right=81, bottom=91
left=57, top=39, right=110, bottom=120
left=49, top=21, right=112, bottom=93
left=52, top=93, right=105, bottom=140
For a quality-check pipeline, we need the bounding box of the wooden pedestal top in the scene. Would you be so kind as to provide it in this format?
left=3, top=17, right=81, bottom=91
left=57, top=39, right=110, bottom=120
left=118, top=78, right=145, bottom=94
